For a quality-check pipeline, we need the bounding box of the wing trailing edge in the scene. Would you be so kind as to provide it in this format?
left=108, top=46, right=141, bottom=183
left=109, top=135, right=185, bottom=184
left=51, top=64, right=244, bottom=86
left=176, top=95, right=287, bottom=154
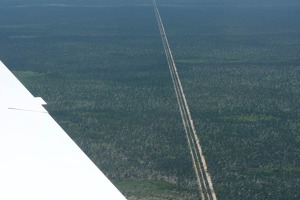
left=0, top=61, right=126, bottom=200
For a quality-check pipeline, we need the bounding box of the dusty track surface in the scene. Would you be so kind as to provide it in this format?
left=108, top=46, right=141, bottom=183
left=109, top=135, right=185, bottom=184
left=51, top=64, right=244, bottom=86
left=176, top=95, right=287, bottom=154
left=152, top=0, right=217, bottom=199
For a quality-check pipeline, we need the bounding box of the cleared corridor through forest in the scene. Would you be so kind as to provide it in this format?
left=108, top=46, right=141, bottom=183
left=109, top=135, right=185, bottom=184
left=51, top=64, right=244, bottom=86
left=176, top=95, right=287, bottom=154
left=152, top=0, right=217, bottom=199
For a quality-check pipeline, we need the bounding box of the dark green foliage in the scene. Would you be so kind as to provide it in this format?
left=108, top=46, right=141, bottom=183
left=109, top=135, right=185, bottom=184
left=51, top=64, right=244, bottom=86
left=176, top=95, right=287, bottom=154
left=1, top=0, right=299, bottom=199
left=161, top=3, right=300, bottom=199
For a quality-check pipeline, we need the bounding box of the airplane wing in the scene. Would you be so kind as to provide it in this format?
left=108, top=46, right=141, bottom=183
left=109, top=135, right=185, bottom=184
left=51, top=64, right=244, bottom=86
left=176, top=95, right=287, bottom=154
left=0, top=61, right=126, bottom=200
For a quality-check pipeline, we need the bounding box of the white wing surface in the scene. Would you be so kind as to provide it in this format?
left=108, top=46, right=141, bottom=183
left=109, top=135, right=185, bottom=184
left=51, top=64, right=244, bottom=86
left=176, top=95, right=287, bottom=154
left=0, top=61, right=126, bottom=200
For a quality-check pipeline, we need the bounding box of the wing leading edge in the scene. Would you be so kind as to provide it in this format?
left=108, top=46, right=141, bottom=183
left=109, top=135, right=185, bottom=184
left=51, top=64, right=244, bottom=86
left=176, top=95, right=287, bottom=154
left=0, top=61, right=126, bottom=200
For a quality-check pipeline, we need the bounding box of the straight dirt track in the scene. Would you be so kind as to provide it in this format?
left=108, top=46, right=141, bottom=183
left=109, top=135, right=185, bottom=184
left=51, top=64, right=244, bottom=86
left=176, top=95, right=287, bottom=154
left=152, top=0, right=217, bottom=199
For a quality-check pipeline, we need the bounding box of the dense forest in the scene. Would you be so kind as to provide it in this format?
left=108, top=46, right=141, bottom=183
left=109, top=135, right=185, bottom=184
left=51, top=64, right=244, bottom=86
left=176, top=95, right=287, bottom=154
left=0, top=0, right=299, bottom=199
